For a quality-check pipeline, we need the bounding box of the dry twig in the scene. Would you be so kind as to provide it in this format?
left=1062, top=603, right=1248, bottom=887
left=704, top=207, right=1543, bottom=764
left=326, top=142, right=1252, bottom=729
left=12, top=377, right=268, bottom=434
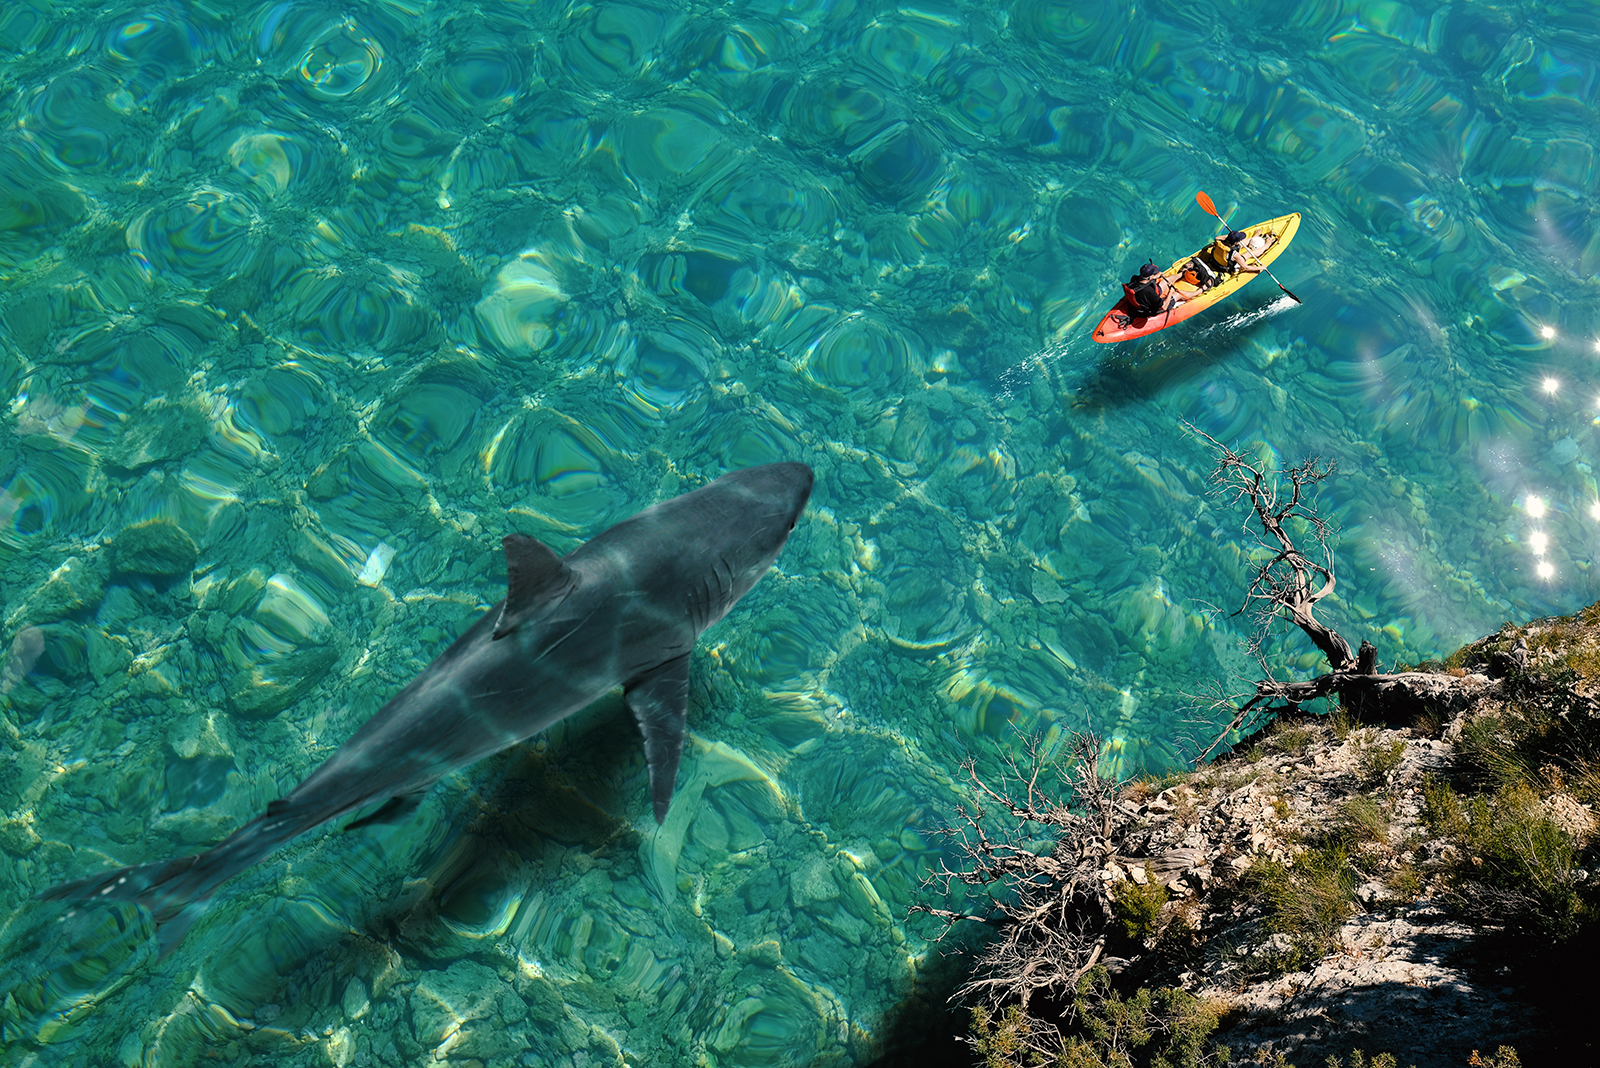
left=912, top=732, right=1123, bottom=1063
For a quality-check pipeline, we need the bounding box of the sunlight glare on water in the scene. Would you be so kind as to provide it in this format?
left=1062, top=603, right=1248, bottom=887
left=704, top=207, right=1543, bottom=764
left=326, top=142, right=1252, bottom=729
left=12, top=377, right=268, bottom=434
left=0, top=0, right=1598, bottom=1064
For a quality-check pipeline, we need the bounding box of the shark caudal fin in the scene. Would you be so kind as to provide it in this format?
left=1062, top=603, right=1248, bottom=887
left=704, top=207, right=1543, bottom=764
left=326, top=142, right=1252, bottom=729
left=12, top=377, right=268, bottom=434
left=38, top=803, right=309, bottom=957
left=38, top=853, right=211, bottom=957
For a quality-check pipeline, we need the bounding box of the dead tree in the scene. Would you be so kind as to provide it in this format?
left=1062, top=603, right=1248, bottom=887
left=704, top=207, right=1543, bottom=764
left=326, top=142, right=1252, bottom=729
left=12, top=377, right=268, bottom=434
left=911, top=732, right=1120, bottom=1060
left=1184, top=423, right=1494, bottom=762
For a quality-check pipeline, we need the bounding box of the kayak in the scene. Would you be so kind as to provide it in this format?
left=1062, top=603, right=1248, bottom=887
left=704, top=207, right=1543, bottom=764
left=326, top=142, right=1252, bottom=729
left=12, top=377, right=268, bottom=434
left=1091, top=212, right=1301, bottom=343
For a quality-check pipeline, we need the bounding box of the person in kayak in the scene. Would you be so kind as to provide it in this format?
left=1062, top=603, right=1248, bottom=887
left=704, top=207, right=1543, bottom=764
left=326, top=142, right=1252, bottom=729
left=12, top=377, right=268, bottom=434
left=1183, top=229, right=1274, bottom=291
left=1122, top=261, right=1187, bottom=317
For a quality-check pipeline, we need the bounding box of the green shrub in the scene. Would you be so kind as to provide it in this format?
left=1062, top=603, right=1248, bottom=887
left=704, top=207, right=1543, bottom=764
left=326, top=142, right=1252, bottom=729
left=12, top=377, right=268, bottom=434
left=1115, top=879, right=1169, bottom=943
left=1355, top=734, right=1405, bottom=783
left=1268, top=724, right=1315, bottom=754
left=970, top=1005, right=1036, bottom=1068
left=1419, top=774, right=1466, bottom=836
left=1335, top=795, right=1388, bottom=846
left=1454, top=783, right=1588, bottom=938
left=1322, top=1053, right=1409, bottom=1068
left=1064, top=968, right=1221, bottom=1068
left=1457, top=713, right=1537, bottom=791
left=1328, top=704, right=1353, bottom=741
left=1384, top=863, right=1421, bottom=902
left=1252, top=844, right=1357, bottom=952
left=969, top=973, right=1225, bottom=1068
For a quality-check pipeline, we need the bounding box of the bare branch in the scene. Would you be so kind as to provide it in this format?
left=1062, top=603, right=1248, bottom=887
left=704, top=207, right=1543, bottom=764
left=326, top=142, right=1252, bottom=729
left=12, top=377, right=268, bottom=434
left=910, top=731, right=1124, bottom=1027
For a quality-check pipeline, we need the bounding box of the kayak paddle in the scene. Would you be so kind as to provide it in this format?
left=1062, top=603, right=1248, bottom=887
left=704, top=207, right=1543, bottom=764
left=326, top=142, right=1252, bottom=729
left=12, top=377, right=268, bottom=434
left=1195, top=191, right=1302, bottom=304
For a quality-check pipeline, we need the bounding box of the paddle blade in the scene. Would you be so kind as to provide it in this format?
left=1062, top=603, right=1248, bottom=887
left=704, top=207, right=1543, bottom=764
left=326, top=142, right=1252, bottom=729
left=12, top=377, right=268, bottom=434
left=1195, top=191, right=1219, bottom=217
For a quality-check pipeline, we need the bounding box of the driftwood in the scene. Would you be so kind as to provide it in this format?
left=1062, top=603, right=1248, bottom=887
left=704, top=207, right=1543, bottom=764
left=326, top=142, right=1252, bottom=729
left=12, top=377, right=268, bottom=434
left=1183, top=425, right=1493, bottom=762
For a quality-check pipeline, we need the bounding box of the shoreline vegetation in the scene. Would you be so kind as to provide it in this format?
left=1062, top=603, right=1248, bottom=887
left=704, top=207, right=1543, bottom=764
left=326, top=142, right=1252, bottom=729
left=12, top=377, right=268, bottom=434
left=916, top=613, right=1600, bottom=1065
left=912, top=435, right=1600, bottom=1066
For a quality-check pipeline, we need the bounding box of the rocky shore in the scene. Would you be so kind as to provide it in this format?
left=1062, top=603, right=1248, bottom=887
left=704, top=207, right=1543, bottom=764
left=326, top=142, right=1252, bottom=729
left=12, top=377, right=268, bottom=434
left=938, top=609, right=1600, bottom=1067
left=1109, top=713, right=1537, bottom=1065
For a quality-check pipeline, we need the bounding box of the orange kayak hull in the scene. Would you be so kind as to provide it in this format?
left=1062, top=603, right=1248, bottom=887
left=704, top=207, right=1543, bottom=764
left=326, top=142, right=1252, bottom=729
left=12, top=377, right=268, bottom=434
left=1091, top=212, right=1301, bottom=343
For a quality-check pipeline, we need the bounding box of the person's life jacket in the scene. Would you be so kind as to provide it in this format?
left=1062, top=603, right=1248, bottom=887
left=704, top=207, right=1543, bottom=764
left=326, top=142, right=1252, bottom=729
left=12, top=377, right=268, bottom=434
left=1204, top=237, right=1234, bottom=271
left=1122, top=277, right=1166, bottom=316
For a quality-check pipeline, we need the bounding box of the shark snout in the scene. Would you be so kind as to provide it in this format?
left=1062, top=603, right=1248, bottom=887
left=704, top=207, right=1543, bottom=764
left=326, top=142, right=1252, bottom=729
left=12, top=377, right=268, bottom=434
left=734, top=462, right=814, bottom=520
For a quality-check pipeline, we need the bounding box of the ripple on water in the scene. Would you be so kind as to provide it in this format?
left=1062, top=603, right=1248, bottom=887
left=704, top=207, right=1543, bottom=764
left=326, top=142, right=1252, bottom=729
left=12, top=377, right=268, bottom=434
left=508, top=91, right=598, bottom=181
left=3, top=903, right=153, bottom=1044
left=279, top=13, right=392, bottom=105
left=616, top=99, right=733, bottom=196
left=705, top=411, right=800, bottom=471
left=1178, top=372, right=1273, bottom=444
left=705, top=968, right=829, bottom=1068
left=708, top=167, right=840, bottom=236
left=850, top=121, right=946, bottom=204
left=911, top=168, right=1029, bottom=253
left=237, top=362, right=330, bottom=438
left=616, top=320, right=713, bottom=422
left=931, top=57, right=1040, bottom=144
left=800, top=313, right=913, bottom=396
left=487, top=413, right=628, bottom=528
left=98, top=11, right=200, bottom=104
left=676, top=18, right=788, bottom=107
left=46, top=323, right=196, bottom=404
left=224, top=125, right=339, bottom=202
left=779, top=74, right=892, bottom=153
left=475, top=253, right=611, bottom=365
left=286, top=268, right=432, bottom=354
left=373, top=100, right=460, bottom=184
left=25, top=69, right=139, bottom=174
left=1019, top=0, right=1126, bottom=57
left=202, top=896, right=350, bottom=1019
left=436, top=33, right=524, bottom=116
left=0, top=143, right=87, bottom=269
left=0, top=1, right=57, bottom=53
left=1320, top=35, right=1449, bottom=121
left=130, top=189, right=259, bottom=289
left=857, top=11, right=957, bottom=84
left=795, top=738, right=943, bottom=895
left=561, top=2, right=671, bottom=87
left=372, top=380, right=485, bottom=475
left=726, top=601, right=845, bottom=689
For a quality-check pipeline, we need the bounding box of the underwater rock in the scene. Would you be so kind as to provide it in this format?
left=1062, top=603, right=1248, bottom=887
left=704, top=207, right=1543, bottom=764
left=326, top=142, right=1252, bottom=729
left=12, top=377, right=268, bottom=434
left=0, top=626, right=45, bottom=695
left=7, top=556, right=105, bottom=627
left=341, top=976, right=369, bottom=1021
left=106, top=397, right=210, bottom=471
left=1030, top=570, right=1067, bottom=604
left=0, top=813, right=42, bottom=855
left=225, top=645, right=339, bottom=720
left=409, top=960, right=522, bottom=1060
left=790, top=854, right=841, bottom=909
left=111, top=519, right=199, bottom=577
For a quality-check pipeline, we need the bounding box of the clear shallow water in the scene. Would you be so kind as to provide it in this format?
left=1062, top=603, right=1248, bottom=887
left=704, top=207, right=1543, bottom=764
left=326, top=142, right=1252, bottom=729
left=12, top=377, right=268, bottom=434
left=0, top=0, right=1596, bottom=1063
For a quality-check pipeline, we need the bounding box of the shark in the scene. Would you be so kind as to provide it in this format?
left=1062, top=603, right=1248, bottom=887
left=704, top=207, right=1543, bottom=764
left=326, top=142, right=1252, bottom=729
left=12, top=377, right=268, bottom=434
left=41, top=461, right=814, bottom=951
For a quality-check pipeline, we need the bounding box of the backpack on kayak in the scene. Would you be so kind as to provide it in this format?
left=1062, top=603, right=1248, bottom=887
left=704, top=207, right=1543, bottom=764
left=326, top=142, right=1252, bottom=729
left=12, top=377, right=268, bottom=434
left=1122, top=261, right=1168, bottom=317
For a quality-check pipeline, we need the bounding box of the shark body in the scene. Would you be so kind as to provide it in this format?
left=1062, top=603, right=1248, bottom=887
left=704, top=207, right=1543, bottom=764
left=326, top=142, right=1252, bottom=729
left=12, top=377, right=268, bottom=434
left=43, top=462, right=814, bottom=950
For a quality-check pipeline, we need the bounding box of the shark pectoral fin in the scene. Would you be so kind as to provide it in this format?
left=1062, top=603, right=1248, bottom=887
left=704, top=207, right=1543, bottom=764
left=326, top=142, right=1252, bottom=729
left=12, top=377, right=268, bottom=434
left=494, top=534, right=575, bottom=639
left=625, top=654, right=691, bottom=826
left=344, top=793, right=423, bottom=831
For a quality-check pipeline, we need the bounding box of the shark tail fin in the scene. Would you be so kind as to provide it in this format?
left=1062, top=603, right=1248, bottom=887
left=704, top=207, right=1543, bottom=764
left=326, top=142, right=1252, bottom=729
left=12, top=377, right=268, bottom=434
left=37, top=807, right=306, bottom=957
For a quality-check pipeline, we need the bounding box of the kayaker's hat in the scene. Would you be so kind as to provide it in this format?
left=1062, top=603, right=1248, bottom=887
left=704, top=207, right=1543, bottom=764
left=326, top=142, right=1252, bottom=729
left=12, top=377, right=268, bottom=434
left=1137, top=260, right=1159, bottom=277
left=1225, top=229, right=1247, bottom=245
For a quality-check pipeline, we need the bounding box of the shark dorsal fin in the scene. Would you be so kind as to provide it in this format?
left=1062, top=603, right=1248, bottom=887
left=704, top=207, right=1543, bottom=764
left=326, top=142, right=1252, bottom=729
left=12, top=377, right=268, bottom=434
left=494, top=534, right=573, bottom=639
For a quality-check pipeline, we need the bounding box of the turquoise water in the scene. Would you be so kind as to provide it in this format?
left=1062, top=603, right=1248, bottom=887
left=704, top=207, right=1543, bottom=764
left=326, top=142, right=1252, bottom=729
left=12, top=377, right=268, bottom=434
left=0, top=0, right=1597, bottom=1063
